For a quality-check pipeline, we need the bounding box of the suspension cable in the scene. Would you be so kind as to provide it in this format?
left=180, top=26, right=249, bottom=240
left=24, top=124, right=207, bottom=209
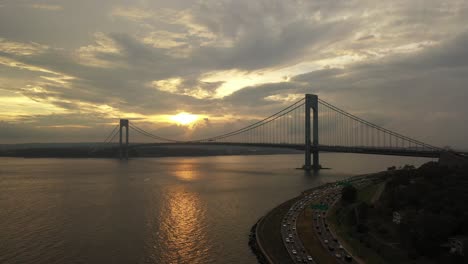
left=192, top=98, right=305, bottom=142
left=318, top=99, right=441, bottom=150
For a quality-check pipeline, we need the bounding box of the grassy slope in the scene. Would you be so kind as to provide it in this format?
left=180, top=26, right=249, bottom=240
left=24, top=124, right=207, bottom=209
left=328, top=183, right=389, bottom=264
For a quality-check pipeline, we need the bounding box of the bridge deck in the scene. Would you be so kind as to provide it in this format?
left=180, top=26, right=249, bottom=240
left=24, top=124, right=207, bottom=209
left=126, top=142, right=441, bottom=158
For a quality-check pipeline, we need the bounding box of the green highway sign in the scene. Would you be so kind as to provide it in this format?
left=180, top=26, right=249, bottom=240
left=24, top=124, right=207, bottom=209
left=311, top=204, right=329, bottom=210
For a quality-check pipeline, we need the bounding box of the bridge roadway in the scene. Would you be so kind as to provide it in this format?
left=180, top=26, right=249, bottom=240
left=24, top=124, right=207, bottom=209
left=127, top=142, right=442, bottom=158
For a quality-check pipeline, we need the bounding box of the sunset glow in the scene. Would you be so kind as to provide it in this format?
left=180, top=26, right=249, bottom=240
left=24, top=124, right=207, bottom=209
left=170, top=112, right=199, bottom=126
left=1, top=2, right=467, bottom=264
left=0, top=1, right=466, bottom=148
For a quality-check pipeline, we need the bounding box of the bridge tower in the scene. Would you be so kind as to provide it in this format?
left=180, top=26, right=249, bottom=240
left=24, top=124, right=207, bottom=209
left=304, top=94, right=319, bottom=171
left=119, top=119, right=129, bottom=159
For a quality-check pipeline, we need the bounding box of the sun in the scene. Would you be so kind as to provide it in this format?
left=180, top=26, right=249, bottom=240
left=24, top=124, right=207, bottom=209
left=170, top=112, right=199, bottom=125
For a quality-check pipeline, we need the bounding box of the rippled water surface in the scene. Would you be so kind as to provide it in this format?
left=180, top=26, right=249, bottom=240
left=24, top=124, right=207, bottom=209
left=0, top=154, right=432, bottom=264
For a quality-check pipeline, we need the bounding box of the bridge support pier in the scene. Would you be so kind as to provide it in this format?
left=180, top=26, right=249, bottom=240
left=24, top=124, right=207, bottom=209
left=119, top=119, right=129, bottom=159
left=304, top=94, right=320, bottom=171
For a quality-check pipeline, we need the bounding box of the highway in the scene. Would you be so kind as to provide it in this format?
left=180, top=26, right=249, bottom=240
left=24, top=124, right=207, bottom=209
left=281, top=177, right=374, bottom=263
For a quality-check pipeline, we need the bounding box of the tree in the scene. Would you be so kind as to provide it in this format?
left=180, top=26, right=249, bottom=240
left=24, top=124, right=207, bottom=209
left=403, top=164, right=416, bottom=170
left=356, top=202, right=369, bottom=222
left=342, top=185, right=357, bottom=203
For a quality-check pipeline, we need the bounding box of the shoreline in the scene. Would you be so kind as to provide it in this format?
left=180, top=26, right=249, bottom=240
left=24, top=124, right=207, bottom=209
left=249, top=171, right=386, bottom=263
left=248, top=219, right=269, bottom=264
left=0, top=152, right=302, bottom=159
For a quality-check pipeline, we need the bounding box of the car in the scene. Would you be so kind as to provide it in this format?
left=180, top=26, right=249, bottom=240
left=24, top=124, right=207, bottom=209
left=307, top=255, right=313, bottom=261
left=338, top=244, right=343, bottom=249
left=292, top=249, right=297, bottom=254
left=292, top=227, right=296, bottom=230
left=324, top=239, right=329, bottom=244
left=283, top=224, right=286, bottom=227
left=335, top=253, right=342, bottom=258
left=285, top=238, right=290, bottom=243
left=288, top=234, right=293, bottom=238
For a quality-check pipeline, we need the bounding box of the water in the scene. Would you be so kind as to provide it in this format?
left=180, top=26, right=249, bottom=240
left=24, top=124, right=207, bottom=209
left=0, top=153, right=433, bottom=264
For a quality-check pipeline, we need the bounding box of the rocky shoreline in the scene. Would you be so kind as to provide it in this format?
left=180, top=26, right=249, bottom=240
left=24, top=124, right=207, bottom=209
left=248, top=220, right=269, bottom=264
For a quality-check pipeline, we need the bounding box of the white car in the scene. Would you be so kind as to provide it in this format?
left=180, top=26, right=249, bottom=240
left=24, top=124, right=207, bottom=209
left=324, top=239, right=329, bottom=244
left=307, top=255, right=313, bottom=261
left=292, top=249, right=297, bottom=255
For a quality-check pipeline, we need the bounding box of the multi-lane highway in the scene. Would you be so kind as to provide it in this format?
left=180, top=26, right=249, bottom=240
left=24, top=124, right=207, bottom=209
left=281, top=192, right=316, bottom=263
left=280, top=178, right=373, bottom=263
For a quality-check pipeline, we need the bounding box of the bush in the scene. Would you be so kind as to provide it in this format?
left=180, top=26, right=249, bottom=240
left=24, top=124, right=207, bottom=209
left=377, top=225, right=388, bottom=235
left=342, top=185, right=357, bottom=203
left=356, top=202, right=369, bottom=222
left=357, top=223, right=369, bottom=233
left=403, top=164, right=416, bottom=170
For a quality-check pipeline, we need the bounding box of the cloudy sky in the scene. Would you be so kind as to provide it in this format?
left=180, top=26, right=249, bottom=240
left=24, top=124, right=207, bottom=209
left=0, top=0, right=467, bottom=148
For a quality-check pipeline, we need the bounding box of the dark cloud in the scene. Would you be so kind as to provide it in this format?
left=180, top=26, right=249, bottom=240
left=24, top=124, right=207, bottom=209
left=192, top=19, right=358, bottom=71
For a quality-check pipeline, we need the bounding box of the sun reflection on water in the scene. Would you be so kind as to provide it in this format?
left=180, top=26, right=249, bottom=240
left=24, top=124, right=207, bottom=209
left=154, top=185, right=209, bottom=264
left=173, top=162, right=199, bottom=182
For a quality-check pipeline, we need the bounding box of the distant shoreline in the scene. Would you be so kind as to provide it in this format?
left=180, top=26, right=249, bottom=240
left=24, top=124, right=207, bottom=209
left=0, top=152, right=302, bottom=159
left=0, top=145, right=302, bottom=159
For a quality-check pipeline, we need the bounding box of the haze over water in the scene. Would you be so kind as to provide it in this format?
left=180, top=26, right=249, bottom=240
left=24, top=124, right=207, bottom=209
left=0, top=153, right=432, bottom=264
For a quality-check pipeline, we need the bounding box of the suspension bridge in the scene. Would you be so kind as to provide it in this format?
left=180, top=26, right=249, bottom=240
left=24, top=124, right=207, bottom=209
left=94, top=94, right=444, bottom=170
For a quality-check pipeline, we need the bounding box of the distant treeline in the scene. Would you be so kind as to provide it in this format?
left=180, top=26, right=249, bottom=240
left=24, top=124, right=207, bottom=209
left=0, top=147, right=119, bottom=158
left=0, top=145, right=299, bottom=158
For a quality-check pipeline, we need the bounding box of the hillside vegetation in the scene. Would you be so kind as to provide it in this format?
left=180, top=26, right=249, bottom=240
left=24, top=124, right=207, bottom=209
left=332, top=162, right=468, bottom=264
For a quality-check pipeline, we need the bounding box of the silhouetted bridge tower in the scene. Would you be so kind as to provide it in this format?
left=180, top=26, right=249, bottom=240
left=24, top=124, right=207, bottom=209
left=99, top=94, right=442, bottom=170
left=305, top=94, right=319, bottom=170
left=119, top=119, right=129, bottom=159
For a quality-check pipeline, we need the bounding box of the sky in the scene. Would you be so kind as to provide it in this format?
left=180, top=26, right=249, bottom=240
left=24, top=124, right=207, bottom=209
left=0, top=0, right=467, bottom=148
